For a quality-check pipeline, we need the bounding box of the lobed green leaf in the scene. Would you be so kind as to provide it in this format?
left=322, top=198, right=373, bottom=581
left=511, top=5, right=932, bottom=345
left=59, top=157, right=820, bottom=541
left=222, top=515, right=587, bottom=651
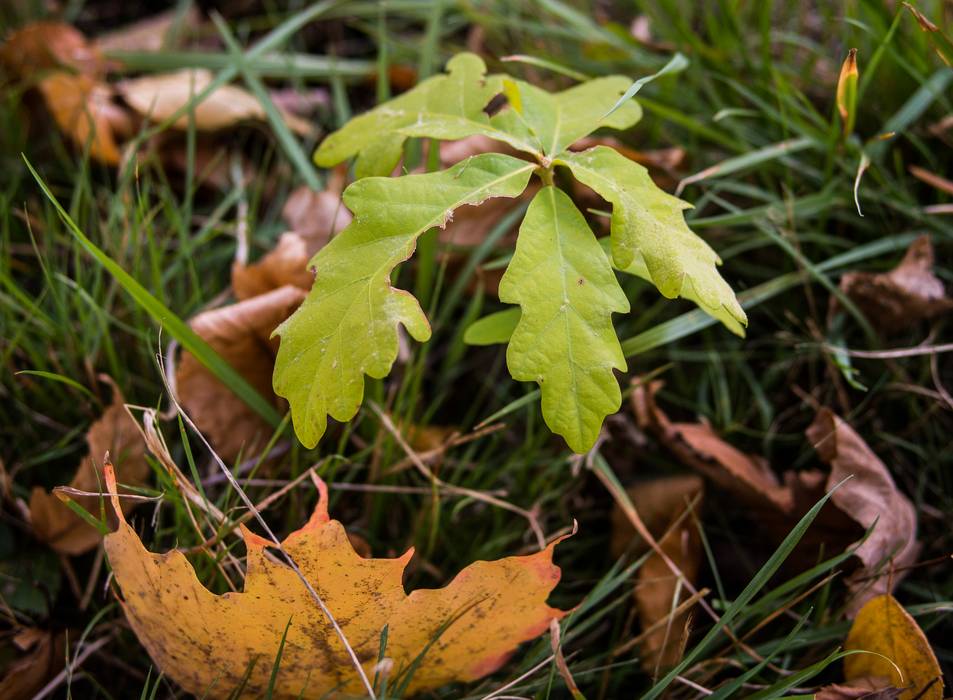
left=558, top=145, right=746, bottom=334
left=273, top=153, right=535, bottom=447
left=499, top=187, right=629, bottom=453
left=313, top=53, right=504, bottom=178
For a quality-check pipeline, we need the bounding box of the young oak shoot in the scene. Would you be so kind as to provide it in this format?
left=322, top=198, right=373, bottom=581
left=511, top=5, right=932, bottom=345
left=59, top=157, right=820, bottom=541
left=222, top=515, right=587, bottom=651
left=273, top=53, right=747, bottom=453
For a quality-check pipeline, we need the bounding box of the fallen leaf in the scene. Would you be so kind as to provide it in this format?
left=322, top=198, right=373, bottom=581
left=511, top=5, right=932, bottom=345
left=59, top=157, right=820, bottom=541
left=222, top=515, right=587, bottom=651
left=0, top=628, right=66, bottom=700
left=93, top=7, right=200, bottom=54
left=37, top=72, right=129, bottom=165
left=119, top=69, right=313, bottom=136
left=611, top=475, right=704, bottom=672
left=844, top=594, right=942, bottom=700
left=0, top=22, right=103, bottom=77
left=816, top=677, right=901, bottom=699
left=176, top=285, right=305, bottom=461
left=103, top=465, right=566, bottom=698
left=30, top=379, right=148, bottom=555
left=232, top=232, right=316, bottom=301
left=807, top=409, right=919, bottom=613
left=631, top=380, right=793, bottom=512
left=838, top=235, right=953, bottom=333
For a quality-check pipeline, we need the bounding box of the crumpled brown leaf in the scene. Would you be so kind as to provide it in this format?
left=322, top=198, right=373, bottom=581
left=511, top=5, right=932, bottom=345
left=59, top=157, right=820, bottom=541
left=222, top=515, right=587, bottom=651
left=807, top=409, right=919, bottom=613
left=93, top=7, right=200, bottom=54
left=838, top=235, right=953, bottom=333
left=37, top=72, right=130, bottom=165
left=176, top=285, right=305, bottom=461
left=29, top=379, right=148, bottom=555
left=0, top=627, right=66, bottom=700
left=631, top=380, right=793, bottom=512
left=631, top=380, right=918, bottom=613
left=0, top=22, right=103, bottom=76
left=232, top=175, right=352, bottom=301
left=815, top=678, right=901, bottom=700
left=119, top=69, right=313, bottom=136
left=610, top=475, right=704, bottom=673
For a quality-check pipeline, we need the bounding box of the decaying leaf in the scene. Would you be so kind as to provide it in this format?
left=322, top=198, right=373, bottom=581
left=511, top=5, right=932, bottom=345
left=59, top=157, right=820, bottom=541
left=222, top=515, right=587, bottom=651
left=103, top=465, right=566, bottom=698
left=816, top=678, right=901, bottom=700
left=844, top=594, right=943, bottom=700
left=631, top=380, right=792, bottom=511
left=177, top=285, right=305, bottom=461
left=807, top=409, right=919, bottom=612
left=838, top=235, right=953, bottom=333
left=632, top=381, right=919, bottom=611
left=93, top=7, right=200, bottom=54
left=36, top=72, right=129, bottom=165
left=233, top=178, right=352, bottom=300
left=0, top=627, right=66, bottom=700
left=611, top=475, right=703, bottom=673
left=119, top=69, right=312, bottom=135
left=0, top=21, right=103, bottom=76
left=29, top=380, right=148, bottom=555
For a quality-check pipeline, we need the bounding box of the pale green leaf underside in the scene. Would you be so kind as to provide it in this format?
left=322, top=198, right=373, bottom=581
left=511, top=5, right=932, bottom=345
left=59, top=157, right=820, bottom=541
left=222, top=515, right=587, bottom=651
left=499, top=187, right=629, bottom=453
left=559, top=145, right=747, bottom=332
left=495, top=77, right=643, bottom=156
left=313, top=53, right=503, bottom=178
left=273, top=153, right=535, bottom=447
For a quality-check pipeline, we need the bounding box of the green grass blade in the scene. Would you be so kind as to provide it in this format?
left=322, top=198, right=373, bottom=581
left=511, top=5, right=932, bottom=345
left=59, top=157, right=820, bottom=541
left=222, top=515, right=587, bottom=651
left=23, top=157, right=282, bottom=428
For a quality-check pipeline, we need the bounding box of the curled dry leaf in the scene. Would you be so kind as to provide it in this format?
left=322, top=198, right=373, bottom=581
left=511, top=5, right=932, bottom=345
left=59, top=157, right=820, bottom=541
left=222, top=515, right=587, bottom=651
left=37, top=72, right=129, bottom=165
left=93, top=7, right=200, bottom=54
left=807, top=409, right=919, bottom=613
left=0, top=22, right=103, bottom=76
left=815, top=677, right=901, bottom=700
left=610, top=475, right=703, bottom=673
left=631, top=380, right=918, bottom=611
left=233, top=176, right=352, bottom=300
left=838, top=235, right=953, bottom=333
left=119, top=69, right=313, bottom=136
left=29, top=380, right=148, bottom=555
left=103, top=466, right=567, bottom=698
left=844, top=594, right=943, bottom=700
left=176, top=285, right=305, bottom=461
left=0, top=627, right=66, bottom=700
left=631, top=380, right=792, bottom=512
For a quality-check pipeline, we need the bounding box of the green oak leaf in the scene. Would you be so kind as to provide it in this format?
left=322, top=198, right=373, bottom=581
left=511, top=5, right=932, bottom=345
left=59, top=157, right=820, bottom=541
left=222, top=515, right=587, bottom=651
left=491, top=77, right=643, bottom=157
left=499, top=186, right=629, bottom=453
left=273, top=153, right=535, bottom=448
left=559, top=145, right=747, bottom=333
left=314, top=53, right=504, bottom=178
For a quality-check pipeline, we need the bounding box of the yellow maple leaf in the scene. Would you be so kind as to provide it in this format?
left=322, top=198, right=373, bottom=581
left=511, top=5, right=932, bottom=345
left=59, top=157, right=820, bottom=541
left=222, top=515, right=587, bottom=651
left=102, top=463, right=566, bottom=698
left=844, top=594, right=943, bottom=700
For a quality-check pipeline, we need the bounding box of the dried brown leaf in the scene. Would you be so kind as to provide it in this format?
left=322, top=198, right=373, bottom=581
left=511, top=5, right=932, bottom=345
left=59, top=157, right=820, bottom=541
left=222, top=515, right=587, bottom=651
left=0, top=22, right=103, bottom=77
left=37, top=73, right=128, bottom=165
left=93, top=7, right=200, bottom=54
left=29, top=380, right=148, bottom=555
left=119, top=69, right=313, bottom=135
left=631, top=380, right=792, bottom=512
left=815, top=677, right=901, bottom=700
left=176, top=285, right=305, bottom=461
left=611, top=475, right=704, bottom=672
left=807, top=409, right=919, bottom=613
left=0, top=628, right=66, bottom=700
left=838, top=235, right=953, bottom=333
